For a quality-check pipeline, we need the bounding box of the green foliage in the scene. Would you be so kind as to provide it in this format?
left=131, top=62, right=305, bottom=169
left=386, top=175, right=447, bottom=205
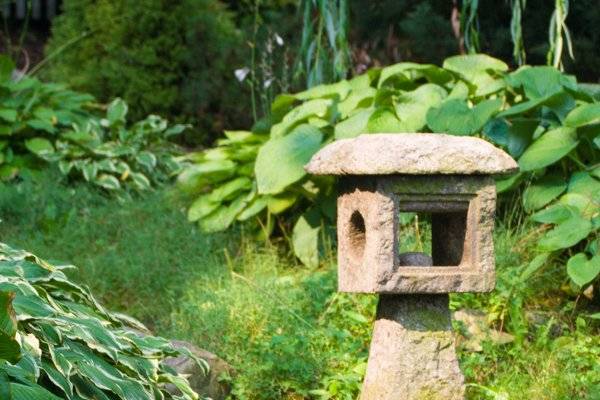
left=179, top=54, right=599, bottom=289
left=47, top=98, right=186, bottom=193
left=0, top=178, right=597, bottom=399
left=0, top=55, right=94, bottom=180
left=0, top=242, right=205, bottom=400
left=0, top=54, right=184, bottom=193
left=44, top=0, right=245, bottom=142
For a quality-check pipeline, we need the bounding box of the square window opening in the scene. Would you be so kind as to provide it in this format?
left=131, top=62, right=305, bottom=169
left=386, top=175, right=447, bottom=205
left=397, top=201, right=469, bottom=267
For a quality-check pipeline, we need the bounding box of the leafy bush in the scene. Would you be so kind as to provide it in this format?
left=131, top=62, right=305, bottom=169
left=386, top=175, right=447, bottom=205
left=0, top=55, right=185, bottom=193
left=39, top=98, right=186, bottom=193
left=0, top=242, right=206, bottom=399
left=45, top=0, right=246, bottom=142
left=178, top=54, right=599, bottom=287
left=0, top=56, right=94, bottom=179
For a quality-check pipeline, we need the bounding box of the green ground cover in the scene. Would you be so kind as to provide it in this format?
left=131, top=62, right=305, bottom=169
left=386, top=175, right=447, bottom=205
left=0, top=171, right=598, bottom=399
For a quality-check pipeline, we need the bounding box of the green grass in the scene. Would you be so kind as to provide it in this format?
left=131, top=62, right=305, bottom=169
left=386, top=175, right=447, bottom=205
left=0, top=170, right=598, bottom=399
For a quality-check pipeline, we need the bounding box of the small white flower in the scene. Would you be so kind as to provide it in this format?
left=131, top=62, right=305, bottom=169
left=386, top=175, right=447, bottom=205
left=263, top=78, right=274, bottom=88
left=234, top=67, right=250, bottom=82
left=274, top=33, right=284, bottom=46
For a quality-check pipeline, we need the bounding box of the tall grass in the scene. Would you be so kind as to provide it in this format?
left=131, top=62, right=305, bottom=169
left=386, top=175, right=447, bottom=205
left=0, top=170, right=597, bottom=399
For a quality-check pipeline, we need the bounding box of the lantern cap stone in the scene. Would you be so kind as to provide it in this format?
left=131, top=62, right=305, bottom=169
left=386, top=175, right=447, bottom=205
left=305, top=133, right=518, bottom=176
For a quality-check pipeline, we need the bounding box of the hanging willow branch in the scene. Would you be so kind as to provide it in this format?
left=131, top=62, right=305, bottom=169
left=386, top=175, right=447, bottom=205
left=295, top=0, right=351, bottom=88
left=460, top=0, right=480, bottom=54
left=547, top=0, right=574, bottom=70
left=510, top=0, right=526, bottom=65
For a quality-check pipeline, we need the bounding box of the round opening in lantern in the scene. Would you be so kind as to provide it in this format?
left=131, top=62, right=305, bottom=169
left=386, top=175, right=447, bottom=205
left=348, top=210, right=366, bottom=264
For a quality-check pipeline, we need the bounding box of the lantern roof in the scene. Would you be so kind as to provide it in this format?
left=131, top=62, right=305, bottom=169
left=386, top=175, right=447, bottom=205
left=305, top=133, right=518, bottom=176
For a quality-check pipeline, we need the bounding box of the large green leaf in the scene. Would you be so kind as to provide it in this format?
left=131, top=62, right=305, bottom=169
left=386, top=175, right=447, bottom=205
left=566, top=253, right=600, bottom=287
left=366, top=107, right=404, bottom=133
left=443, top=54, right=508, bottom=79
left=270, top=99, right=332, bottom=138
left=107, top=98, right=128, bottom=125
left=538, top=211, right=592, bottom=251
left=505, top=66, right=577, bottom=100
left=568, top=171, right=600, bottom=200
left=518, top=127, right=578, bottom=171
left=523, top=175, right=567, bottom=212
left=255, top=124, right=323, bottom=194
left=564, top=103, right=600, bottom=128
left=426, top=98, right=502, bottom=136
left=295, top=80, right=352, bottom=101
left=334, top=109, right=373, bottom=139
left=24, top=138, right=55, bottom=157
left=393, top=84, right=447, bottom=132
left=292, top=209, right=321, bottom=268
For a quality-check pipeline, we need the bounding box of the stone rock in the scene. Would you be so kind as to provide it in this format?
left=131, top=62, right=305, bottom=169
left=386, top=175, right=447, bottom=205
left=361, top=294, right=465, bottom=400
left=164, top=340, right=234, bottom=400
left=453, top=309, right=514, bottom=352
left=305, top=133, right=518, bottom=176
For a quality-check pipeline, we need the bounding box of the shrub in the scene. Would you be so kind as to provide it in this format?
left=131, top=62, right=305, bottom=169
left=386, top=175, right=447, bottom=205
left=0, top=54, right=186, bottom=193
left=0, top=242, right=206, bottom=399
left=177, top=54, right=599, bottom=288
left=44, top=0, right=245, bottom=142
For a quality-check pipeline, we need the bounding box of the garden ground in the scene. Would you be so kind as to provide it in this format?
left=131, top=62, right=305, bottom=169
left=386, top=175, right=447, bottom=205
left=1, top=170, right=598, bottom=399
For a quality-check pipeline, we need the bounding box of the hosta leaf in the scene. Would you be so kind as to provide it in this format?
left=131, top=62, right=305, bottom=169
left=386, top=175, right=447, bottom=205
left=531, top=203, right=574, bottom=224
left=130, top=172, right=151, bottom=191
left=518, top=127, right=578, bottom=171
left=564, top=103, right=600, bottom=127
left=393, top=84, right=447, bottom=132
left=95, top=174, right=121, bottom=191
left=568, top=171, right=600, bottom=199
left=443, top=54, right=508, bottom=79
left=107, top=98, right=128, bottom=125
left=334, top=109, right=372, bottom=139
left=208, top=177, right=252, bottom=202
left=0, top=291, right=17, bottom=337
left=267, top=192, right=298, bottom=214
left=538, top=212, right=592, bottom=251
left=237, top=196, right=268, bottom=221
left=295, top=79, right=351, bottom=101
left=505, top=66, right=577, bottom=100
left=27, top=119, right=56, bottom=134
left=255, top=124, right=323, bottom=194
left=366, top=107, right=402, bottom=133
left=136, top=152, right=157, bottom=170
left=187, top=196, right=220, bottom=222
left=82, top=162, right=98, bottom=182
left=270, top=99, right=332, bottom=138
left=10, top=382, right=63, bottom=400
left=523, top=175, right=567, bottom=212
left=567, top=253, right=600, bottom=287
left=333, top=109, right=374, bottom=139
left=426, top=98, right=502, bottom=136
left=0, top=109, right=17, bottom=123
left=337, top=88, right=376, bottom=118
left=176, top=160, right=236, bottom=193
left=199, top=195, right=248, bottom=232
left=292, top=209, right=321, bottom=268
left=25, top=138, right=55, bottom=158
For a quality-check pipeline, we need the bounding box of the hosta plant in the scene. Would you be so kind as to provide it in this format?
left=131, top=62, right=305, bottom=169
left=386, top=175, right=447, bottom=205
left=0, top=55, right=94, bottom=179
left=0, top=242, right=206, bottom=399
left=37, top=98, right=187, bottom=193
left=178, top=54, right=599, bottom=288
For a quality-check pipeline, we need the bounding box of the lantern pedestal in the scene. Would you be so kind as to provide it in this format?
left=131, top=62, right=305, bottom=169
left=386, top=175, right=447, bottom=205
left=361, top=294, right=464, bottom=400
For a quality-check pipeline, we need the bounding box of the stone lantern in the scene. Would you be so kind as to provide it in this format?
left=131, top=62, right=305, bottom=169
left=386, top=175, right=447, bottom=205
left=305, top=133, right=518, bottom=400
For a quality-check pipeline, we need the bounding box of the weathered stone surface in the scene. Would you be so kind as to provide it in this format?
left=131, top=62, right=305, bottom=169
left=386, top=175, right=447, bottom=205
left=361, top=294, right=465, bottom=400
left=336, top=175, right=496, bottom=294
left=306, top=133, right=518, bottom=176
left=165, top=340, right=234, bottom=400
left=453, top=309, right=514, bottom=352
